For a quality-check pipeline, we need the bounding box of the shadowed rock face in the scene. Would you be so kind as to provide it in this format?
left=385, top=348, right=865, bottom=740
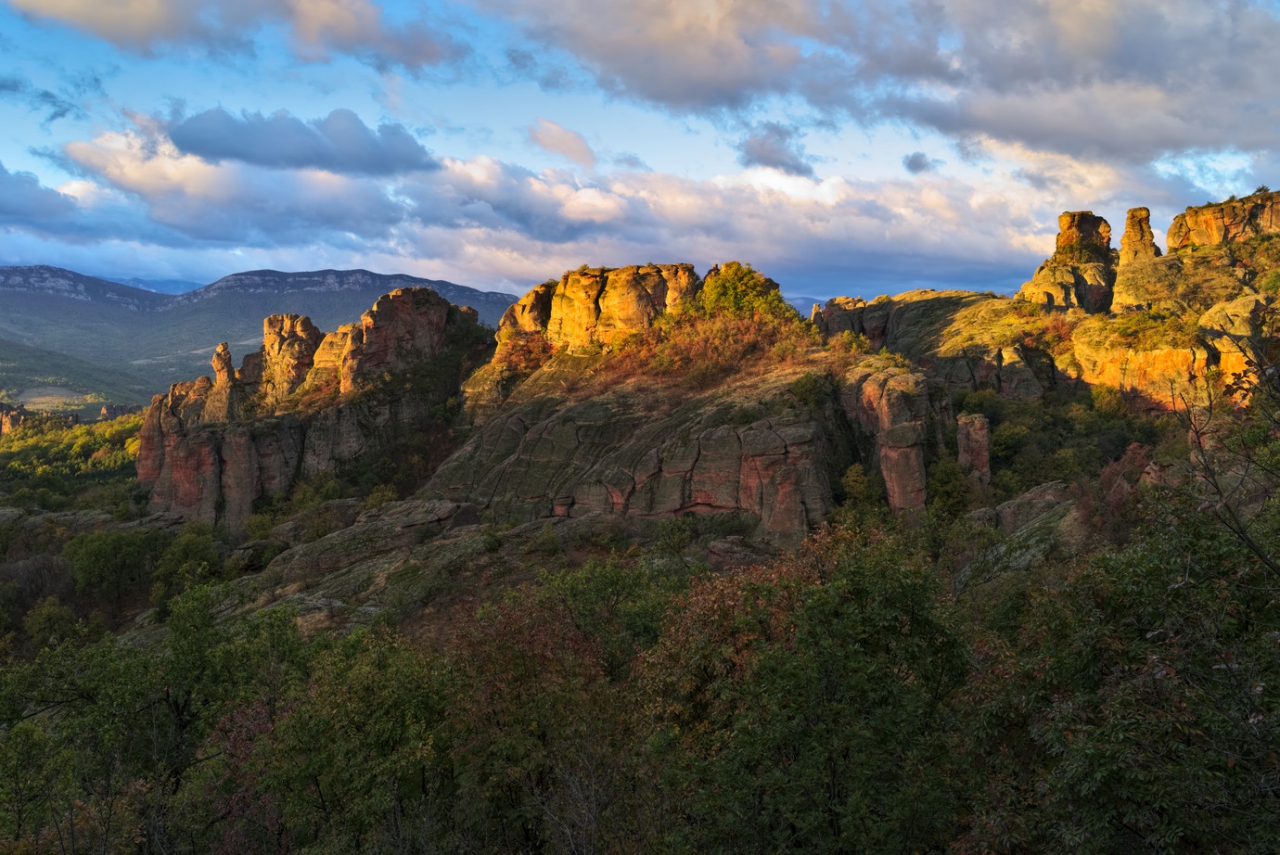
left=498, top=264, right=702, bottom=349
left=421, top=364, right=838, bottom=545
left=423, top=347, right=949, bottom=540
left=840, top=364, right=938, bottom=512
left=1168, top=192, right=1280, bottom=250
left=138, top=287, right=475, bottom=535
left=957, top=413, right=991, bottom=489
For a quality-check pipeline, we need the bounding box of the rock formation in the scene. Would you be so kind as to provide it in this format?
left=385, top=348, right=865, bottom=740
left=498, top=264, right=701, bottom=350
left=1018, top=211, right=1116, bottom=313
left=422, top=366, right=839, bottom=545
left=1168, top=191, right=1280, bottom=250
left=138, top=288, right=481, bottom=536
left=956, top=413, right=991, bottom=489
left=815, top=290, right=1055, bottom=401
left=99, top=404, right=144, bottom=420
left=1118, top=207, right=1162, bottom=266
left=260, top=315, right=324, bottom=408
left=0, top=403, right=27, bottom=436
left=840, top=364, right=937, bottom=512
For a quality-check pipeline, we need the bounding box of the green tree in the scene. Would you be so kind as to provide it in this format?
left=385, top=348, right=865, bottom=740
left=62, top=528, right=171, bottom=613
left=641, top=520, right=968, bottom=853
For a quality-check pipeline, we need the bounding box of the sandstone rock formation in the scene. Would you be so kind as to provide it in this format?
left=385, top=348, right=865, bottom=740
left=816, top=290, right=1054, bottom=401
left=422, top=365, right=839, bottom=544
left=138, top=288, right=481, bottom=536
left=957, top=413, right=991, bottom=489
left=498, top=264, right=701, bottom=350
left=1168, top=191, right=1280, bottom=250
left=840, top=363, right=937, bottom=511
left=260, top=314, right=324, bottom=408
left=1018, top=211, right=1115, bottom=313
left=1198, top=294, right=1269, bottom=380
left=1056, top=211, right=1112, bottom=257
left=0, top=403, right=26, bottom=436
left=1118, top=207, right=1162, bottom=266
left=99, top=404, right=144, bottom=420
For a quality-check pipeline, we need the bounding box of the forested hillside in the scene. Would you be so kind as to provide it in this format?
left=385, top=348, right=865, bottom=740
left=3, top=195, right=1280, bottom=852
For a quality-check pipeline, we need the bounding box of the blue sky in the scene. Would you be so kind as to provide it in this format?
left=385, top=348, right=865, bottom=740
left=2, top=0, right=1279, bottom=300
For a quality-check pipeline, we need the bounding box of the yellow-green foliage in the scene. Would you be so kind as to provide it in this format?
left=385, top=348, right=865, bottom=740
left=1098, top=311, right=1202, bottom=349
left=0, top=414, right=143, bottom=509
left=956, top=385, right=1166, bottom=502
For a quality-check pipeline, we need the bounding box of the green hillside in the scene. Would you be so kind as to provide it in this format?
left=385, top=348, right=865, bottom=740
left=0, top=336, right=155, bottom=415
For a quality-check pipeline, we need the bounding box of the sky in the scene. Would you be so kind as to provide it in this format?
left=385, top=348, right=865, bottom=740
left=1, top=0, right=1279, bottom=301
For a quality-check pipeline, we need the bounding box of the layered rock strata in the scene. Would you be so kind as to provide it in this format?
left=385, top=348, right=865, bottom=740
left=138, top=288, right=476, bottom=535
left=1168, top=192, right=1280, bottom=250
left=422, top=366, right=839, bottom=544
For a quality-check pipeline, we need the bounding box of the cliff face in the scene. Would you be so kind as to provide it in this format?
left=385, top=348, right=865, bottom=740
left=138, top=288, right=482, bottom=535
left=1168, top=192, right=1280, bottom=250
left=422, top=350, right=945, bottom=543
left=499, top=264, right=701, bottom=349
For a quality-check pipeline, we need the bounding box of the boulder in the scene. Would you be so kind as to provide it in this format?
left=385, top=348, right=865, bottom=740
left=969, top=481, right=1072, bottom=536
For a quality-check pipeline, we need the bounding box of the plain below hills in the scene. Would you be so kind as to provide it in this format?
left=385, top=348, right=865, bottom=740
left=0, top=335, right=156, bottom=414
left=0, top=266, right=517, bottom=403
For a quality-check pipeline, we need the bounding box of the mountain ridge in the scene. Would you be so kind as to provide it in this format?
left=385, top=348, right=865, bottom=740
left=0, top=264, right=518, bottom=399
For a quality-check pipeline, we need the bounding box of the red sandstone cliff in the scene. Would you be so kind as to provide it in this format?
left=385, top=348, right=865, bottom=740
left=138, top=288, right=478, bottom=535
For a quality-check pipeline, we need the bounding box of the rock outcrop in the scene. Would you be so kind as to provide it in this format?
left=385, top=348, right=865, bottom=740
left=840, top=363, right=938, bottom=511
left=260, top=315, right=324, bottom=408
left=1018, top=212, right=1115, bottom=313
left=498, top=264, right=701, bottom=350
left=957, top=413, right=991, bottom=489
left=138, top=288, right=482, bottom=536
left=1168, top=191, right=1280, bottom=250
left=816, top=291, right=1055, bottom=401
left=1118, top=207, right=1162, bottom=266
left=99, top=404, right=144, bottom=420
left=422, top=363, right=839, bottom=545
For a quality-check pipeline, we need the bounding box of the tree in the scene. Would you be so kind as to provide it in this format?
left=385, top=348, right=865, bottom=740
left=640, top=520, right=968, bottom=853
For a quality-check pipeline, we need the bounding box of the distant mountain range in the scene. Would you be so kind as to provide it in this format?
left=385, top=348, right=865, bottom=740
left=104, top=276, right=205, bottom=295
left=0, top=265, right=517, bottom=412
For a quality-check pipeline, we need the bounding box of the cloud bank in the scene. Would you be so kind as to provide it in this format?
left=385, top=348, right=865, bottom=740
left=168, top=108, right=438, bottom=175
left=7, top=0, right=464, bottom=70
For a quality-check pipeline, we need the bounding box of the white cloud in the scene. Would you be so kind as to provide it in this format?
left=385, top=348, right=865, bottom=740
left=481, top=0, right=1280, bottom=163
left=525, top=118, right=597, bottom=168
left=9, top=112, right=1224, bottom=298
left=7, top=0, right=462, bottom=69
